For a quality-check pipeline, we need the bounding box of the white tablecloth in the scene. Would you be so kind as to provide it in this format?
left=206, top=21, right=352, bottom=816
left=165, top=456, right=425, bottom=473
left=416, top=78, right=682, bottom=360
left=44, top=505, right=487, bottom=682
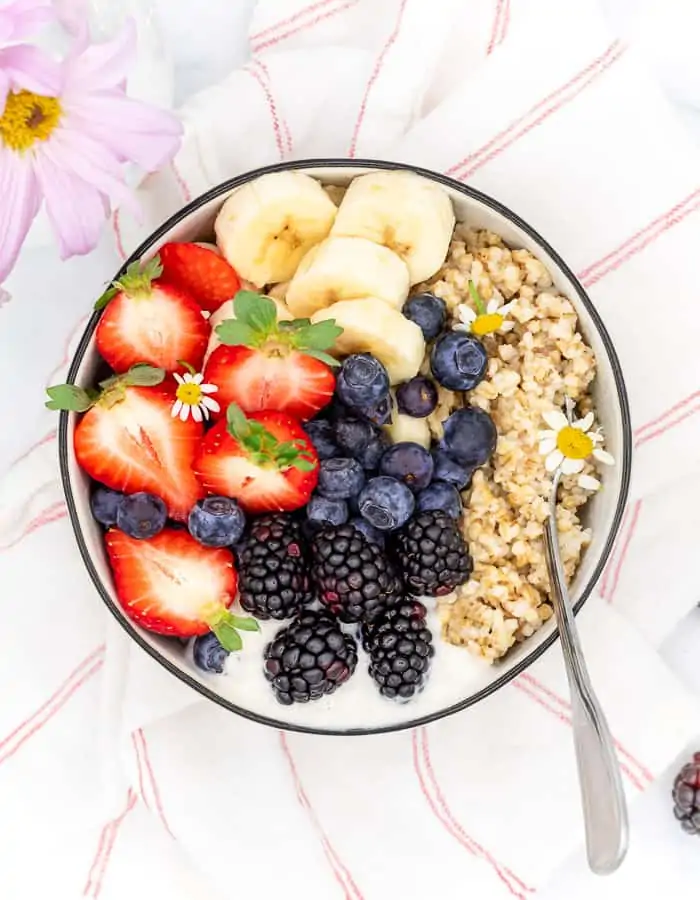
left=2, top=1, right=700, bottom=897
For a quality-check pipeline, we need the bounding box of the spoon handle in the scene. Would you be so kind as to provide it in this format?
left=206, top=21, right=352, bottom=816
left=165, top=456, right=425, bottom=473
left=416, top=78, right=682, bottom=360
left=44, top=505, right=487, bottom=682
left=544, top=485, right=629, bottom=874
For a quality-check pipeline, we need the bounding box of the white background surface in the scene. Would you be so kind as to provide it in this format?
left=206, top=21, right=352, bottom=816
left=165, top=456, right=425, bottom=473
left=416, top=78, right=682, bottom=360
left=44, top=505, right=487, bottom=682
left=2, top=0, right=700, bottom=895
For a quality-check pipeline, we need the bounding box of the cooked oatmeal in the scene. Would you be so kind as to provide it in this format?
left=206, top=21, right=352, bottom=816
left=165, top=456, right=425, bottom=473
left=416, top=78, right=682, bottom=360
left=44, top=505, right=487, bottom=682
left=421, top=225, right=599, bottom=662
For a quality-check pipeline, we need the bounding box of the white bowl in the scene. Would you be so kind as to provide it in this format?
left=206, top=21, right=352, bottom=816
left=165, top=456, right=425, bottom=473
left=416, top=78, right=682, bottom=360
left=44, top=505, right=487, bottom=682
left=58, top=160, right=632, bottom=735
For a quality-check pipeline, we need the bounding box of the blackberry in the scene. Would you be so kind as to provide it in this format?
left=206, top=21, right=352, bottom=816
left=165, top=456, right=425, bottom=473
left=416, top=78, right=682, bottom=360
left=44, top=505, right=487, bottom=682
left=237, top=514, right=311, bottom=620
left=263, top=609, right=357, bottom=704
left=392, top=511, right=472, bottom=597
left=672, top=752, right=700, bottom=835
left=310, top=523, right=402, bottom=624
left=362, top=600, right=435, bottom=701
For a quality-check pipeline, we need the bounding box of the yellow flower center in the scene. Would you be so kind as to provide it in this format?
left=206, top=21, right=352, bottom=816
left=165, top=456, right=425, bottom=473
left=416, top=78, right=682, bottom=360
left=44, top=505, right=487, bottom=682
left=471, top=313, right=504, bottom=336
left=0, top=90, right=62, bottom=152
left=556, top=426, right=594, bottom=460
left=176, top=383, right=203, bottom=406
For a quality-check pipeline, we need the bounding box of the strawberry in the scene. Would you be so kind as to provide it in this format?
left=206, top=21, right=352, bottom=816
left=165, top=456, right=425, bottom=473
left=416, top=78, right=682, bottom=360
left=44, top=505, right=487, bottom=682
left=194, top=403, right=319, bottom=514
left=203, top=290, right=341, bottom=421
left=105, top=528, right=259, bottom=649
left=95, top=256, right=210, bottom=373
left=46, top=365, right=205, bottom=521
left=159, top=242, right=241, bottom=313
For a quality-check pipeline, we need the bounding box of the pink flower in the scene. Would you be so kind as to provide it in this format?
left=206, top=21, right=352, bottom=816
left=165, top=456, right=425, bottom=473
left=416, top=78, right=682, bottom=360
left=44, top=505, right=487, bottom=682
left=0, top=18, right=183, bottom=282
left=0, top=0, right=61, bottom=110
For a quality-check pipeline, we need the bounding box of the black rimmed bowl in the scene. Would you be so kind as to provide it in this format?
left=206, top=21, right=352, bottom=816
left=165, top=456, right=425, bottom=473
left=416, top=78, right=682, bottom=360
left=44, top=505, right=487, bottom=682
left=59, top=159, right=632, bottom=736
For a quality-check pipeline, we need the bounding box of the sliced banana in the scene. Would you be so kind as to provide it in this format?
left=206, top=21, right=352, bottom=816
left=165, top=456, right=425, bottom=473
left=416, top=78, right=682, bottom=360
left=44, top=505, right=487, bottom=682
left=311, top=298, right=425, bottom=384
left=384, top=410, right=431, bottom=449
left=194, top=242, right=220, bottom=254
left=203, top=296, right=294, bottom=365
left=267, top=281, right=290, bottom=302
left=331, top=171, right=455, bottom=284
left=285, top=236, right=410, bottom=318
left=215, top=172, right=338, bottom=287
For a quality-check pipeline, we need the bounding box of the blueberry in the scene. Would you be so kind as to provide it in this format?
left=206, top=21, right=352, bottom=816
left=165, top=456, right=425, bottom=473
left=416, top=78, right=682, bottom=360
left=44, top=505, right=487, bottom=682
left=336, top=354, right=390, bottom=409
left=193, top=632, right=229, bottom=674
left=431, top=332, right=488, bottom=391
left=317, top=458, right=366, bottom=500
left=379, top=442, right=434, bottom=493
left=307, top=494, right=349, bottom=528
left=442, top=407, right=497, bottom=467
left=324, top=397, right=352, bottom=422
left=90, top=487, right=124, bottom=527
left=431, top=449, right=474, bottom=490
left=396, top=377, right=438, bottom=418
left=350, top=517, right=386, bottom=547
left=116, top=492, right=167, bottom=539
left=358, top=476, right=415, bottom=531
left=417, top=482, right=462, bottom=519
left=402, top=293, right=447, bottom=340
left=188, top=496, right=246, bottom=547
left=358, top=430, right=391, bottom=471
left=304, top=420, right=339, bottom=460
left=356, top=395, right=393, bottom=426
left=335, top=417, right=376, bottom=457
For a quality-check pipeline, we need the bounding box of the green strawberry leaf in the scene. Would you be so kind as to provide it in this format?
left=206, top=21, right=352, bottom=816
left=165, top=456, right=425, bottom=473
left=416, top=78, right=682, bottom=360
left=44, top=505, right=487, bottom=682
left=289, top=456, right=316, bottom=472
left=303, top=349, right=340, bottom=367
left=45, top=384, right=95, bottom=412
left=230, top=616, right=261, bottom=632
left=226, top=403, right=251, bottom=440
left=124, top=364, right=166, bottom=387
left=94, top=285, right=119, bottom=310
left=233, top=291, right=278, bottom=334
left=290, top=319, right=343, bottom=352
left=216, top=319, right=258, bottom=347
left=211, top=622, right=243, bottom=653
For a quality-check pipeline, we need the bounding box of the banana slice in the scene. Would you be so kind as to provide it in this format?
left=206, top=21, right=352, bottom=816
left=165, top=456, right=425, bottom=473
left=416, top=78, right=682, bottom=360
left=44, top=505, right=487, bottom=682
left=194, top=242, right=220, bottom=254
left=331, top=171, right=455, bottom=284
left=215, top=172, right=338, bottom=287
left=203, top=296, right=294, bottom=365
left=311, top=298, right=425, bottom=384
left=384, top=409, right=432, bottom=449
left=286, top=236, right=410, bottom=318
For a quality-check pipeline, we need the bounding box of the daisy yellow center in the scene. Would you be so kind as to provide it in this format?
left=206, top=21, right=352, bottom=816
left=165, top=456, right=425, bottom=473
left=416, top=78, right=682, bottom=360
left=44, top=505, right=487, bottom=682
left=176, top=383, right=203, bottom=406
left=0, top=90, right=62, bottom=152
left=556, top=426, right=594, bottom=460
left=471, top=313, right=504, bottom=336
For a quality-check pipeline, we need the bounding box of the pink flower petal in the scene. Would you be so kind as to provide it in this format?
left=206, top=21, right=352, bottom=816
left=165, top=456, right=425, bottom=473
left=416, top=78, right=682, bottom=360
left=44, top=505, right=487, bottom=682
left=0, top=69, right=9, bottom=113
left=3, top=0, right=55, bottom=41
left=68, top=93, right=182, bottom=171
left=0, top=44, right=62, bottom=95
left=48, top=117, right=137, bottom=212
left=51, top=0, right=88, bottom=37
left=63, top=16, right=136, bottom=92
left=33, top=145, right=108, bottom=258
left=0, top=145, right=40, bottom=282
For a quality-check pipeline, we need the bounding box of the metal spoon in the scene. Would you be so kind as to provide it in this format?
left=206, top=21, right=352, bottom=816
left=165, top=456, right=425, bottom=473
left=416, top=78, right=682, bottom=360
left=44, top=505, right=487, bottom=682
left=544, top=468, right=629, bottom=874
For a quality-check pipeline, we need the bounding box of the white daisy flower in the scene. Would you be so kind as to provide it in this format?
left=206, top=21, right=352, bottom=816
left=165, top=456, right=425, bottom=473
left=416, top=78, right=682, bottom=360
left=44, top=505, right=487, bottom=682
left=455, top=280, right=515, bottom=337
left=171, top=371, right=220, bottom=423
left=538, top=400, right=615, bottom=491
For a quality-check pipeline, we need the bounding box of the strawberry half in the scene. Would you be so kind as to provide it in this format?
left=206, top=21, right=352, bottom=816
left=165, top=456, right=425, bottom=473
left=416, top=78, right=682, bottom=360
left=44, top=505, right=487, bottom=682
left=105, top=528, right=259, bottom=650
left=194, top=403, right=319, bottom=514
left=203, top=290, right=341, bottom=421
left=95, top=256, right=210, bottom=373
left=46, top=365, right=205, bottom=521
left=159, top=242, right=241, bottom=313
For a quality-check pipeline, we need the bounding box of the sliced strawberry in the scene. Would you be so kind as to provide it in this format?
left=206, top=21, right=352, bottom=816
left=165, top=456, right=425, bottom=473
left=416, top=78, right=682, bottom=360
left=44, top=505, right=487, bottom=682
left=204, top=344, right=335, bottom=422
left=52, top=367, right=207, bottom=521
left=159, top=242, right=241, bottom=313
left=105, top=528, right=258, bottom=649
left=194, top=405, right=319, bottom=514
left=95, top=256, right=210, bottom=373
left=203, top=290, right=341, bottom=421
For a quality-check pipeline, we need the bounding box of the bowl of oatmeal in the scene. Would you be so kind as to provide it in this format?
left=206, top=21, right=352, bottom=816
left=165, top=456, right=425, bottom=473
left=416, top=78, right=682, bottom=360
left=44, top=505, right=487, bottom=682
left=56, top=159, right=632, bottom=735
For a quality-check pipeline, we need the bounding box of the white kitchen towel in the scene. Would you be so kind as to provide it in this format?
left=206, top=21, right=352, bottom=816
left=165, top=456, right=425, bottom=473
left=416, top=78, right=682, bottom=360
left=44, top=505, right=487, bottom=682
left=2, top=1, right=700, bottom=899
